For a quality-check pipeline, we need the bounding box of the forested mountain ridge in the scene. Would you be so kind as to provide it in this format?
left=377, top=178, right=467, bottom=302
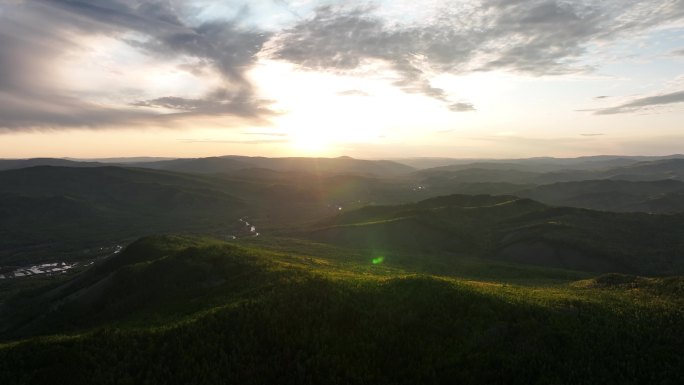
left=1, top=235, right=683, bottom=385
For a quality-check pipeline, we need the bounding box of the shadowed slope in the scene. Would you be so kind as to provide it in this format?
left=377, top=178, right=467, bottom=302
left=0, top=167, right=246, bottom=264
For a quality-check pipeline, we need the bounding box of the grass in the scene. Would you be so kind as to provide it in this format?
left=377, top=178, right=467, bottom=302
left=302, top=194, right=684, bottom=275
left=1, top=235, right=683, bottom=384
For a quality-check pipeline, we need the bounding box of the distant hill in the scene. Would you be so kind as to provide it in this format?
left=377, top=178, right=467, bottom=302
left=0, top=156, right=415, bottom=177
left=133, top=156, right=253, bottom=174
left=419, top=162, right=557, bottom=173
left=606, top=158, right=684, bottom=181
left=303, top=194, right=684, bottom=275
left=0, top=166, right=247, bottom=264
left=0, top=158, right=106, bottom=171
left=538, top=158, right=684, bottom=183
left=417, top=167, right=540, bottom=184
left=134, top=155, right=415, bottom=177
left=405, top=154, right=684, bottom=172
left=7, top=155, right=684, bottom=183
left=517, top=179, right=684, bottom=213
left=5, top=155, right=684, bottom=179
left=411, top=158, right=684, bottom=199
left=0, top=165, right=430, bottom=265
left=65, top=157, right=176, bottom=163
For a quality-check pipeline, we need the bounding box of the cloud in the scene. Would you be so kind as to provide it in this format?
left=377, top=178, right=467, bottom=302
left=271, top=6, right=468, bottom=108
left=672, top=48, right=684, bottom=56
left=271, top=1, right=684, bottom=108
left=594, top=96, right=610, bottom=99
left=0, top=92, right=154, bottom=130
left=0, top=0, right=273, bottom=131
left=3, top=0, right=684, bottom=130
left=594, top=90, right=684, bottom=115
left=131, top=88, right=275, bottom=121
left=580, top=133, right=604, bottom=136
left=178, top=138, right=289, bottom=144
left=448, top=102, right=476, bottom=112
left=337, top=89, right=370, bottom=97
left=241, top=132, right=288, bottom=137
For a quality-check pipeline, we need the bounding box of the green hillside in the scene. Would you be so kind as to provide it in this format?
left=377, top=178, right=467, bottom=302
left=303, top=194, right=684, bottom=275
left=0, top=235, right=682, bottom=384
left=536, top=158, right=684, bottom=184
left=0, top=166, right=252, bottom=264
left=413, top=158, right=684, bottom=199
left=517, top=179, right=684, bottom=213
left=5, top=165, right=684, bottom=274
left=417, top=167, right=541, bottom=184
left=0, top=165, right=434, bottom=265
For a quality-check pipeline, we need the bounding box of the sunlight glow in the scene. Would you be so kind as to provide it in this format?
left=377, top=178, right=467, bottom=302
left=290, top=132, right=333, bottom=154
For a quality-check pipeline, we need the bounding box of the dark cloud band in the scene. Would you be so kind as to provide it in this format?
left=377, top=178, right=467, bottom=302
left=0, top=0, right=273, bottom=131
left=271, top=1, right=684, bottom=110
left=595, top=90, right=684, bottom=115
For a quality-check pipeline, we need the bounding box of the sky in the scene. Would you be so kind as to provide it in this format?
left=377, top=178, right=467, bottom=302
left=1, top=0, right=683, bottom=159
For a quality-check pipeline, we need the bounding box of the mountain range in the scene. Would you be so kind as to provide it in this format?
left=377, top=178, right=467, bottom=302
left=2, top=154, right=684, bottom=384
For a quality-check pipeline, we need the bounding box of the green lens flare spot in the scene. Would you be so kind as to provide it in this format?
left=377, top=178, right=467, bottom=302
left=372, top=256, right=385, bottom=265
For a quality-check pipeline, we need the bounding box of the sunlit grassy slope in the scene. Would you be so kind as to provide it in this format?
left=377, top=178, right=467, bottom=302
left=1, top=235, right=683, bottom=384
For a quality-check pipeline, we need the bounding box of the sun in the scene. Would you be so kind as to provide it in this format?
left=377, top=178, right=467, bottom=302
left=289, top=130, right=334, bottom=154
